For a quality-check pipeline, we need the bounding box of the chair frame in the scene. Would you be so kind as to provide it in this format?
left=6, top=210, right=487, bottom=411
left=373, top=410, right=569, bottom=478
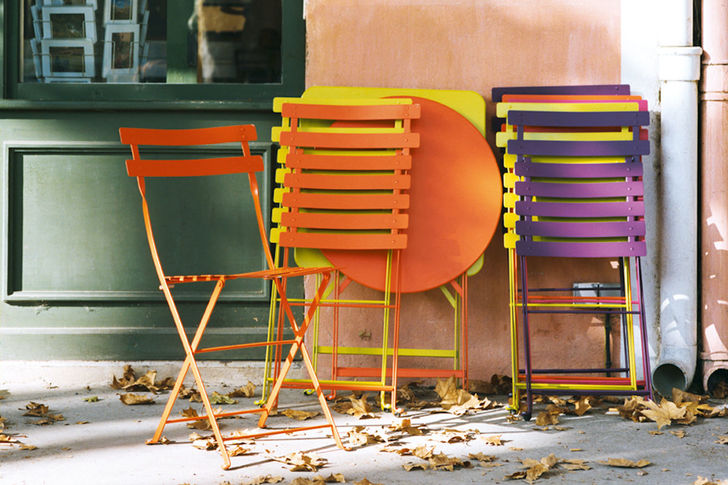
left=262, top=98, right=422, bottom=411
left=496, top=98, right=653, bottom=419
left=120, top=124, right=345, bottom=469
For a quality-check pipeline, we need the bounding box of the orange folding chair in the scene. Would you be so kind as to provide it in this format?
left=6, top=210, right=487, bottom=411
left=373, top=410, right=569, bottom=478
left=120, top=125, right=345, bottom=469
left=263, top=98, right=421, bottom=411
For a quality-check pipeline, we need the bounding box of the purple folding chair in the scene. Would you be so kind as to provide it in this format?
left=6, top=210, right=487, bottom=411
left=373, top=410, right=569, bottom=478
left=501, top=102, right=653, bottom=420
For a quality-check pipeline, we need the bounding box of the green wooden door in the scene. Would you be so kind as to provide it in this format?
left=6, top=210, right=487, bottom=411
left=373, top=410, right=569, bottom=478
left=0, top=0, right=304, bottom=360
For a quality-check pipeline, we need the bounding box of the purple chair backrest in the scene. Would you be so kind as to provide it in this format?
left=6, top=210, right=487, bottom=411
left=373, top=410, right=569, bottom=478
left=508, top=108, right=649, bottom=258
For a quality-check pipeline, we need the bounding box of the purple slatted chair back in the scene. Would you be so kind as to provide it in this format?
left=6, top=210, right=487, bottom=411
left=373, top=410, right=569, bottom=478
left=508, top=109, right=649, bottom=258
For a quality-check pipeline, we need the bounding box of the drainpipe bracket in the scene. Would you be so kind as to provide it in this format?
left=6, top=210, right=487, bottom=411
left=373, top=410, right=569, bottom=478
left=659, top=46, right=703, bottom=82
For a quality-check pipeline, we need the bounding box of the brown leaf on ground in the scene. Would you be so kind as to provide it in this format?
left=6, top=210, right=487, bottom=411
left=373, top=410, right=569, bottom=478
left=428, top=452, right=472, bottom=471
left=535, top=411, right=559, bottom=426
left=469, top=453, right=500, bottom=468
left=615, top=396, right=648, bottom=422
left=111, top=365, right=173, bottom=394
left=347, top=426, right=384, bottom=447
left=380, top=446, right=412, bottom=455
left=181, top=407, right=212, bottom=430
left=241, top=476, right=284, bottom=485
left=560, top=458, right=590, bottom=471
left=431, top=428, right=477, bottom=443
left=119, top=393, right=155, bottom=405
left=179, top=385, right=202, bottom=402
left=210, top=391, right=237, bottom=405
left=191, top=438, right=217, bottom=450
left=320, top=473, right=346, bottom=483
left=228, top=445, right=250, bottom=456
left=354, top=479, right=382, bottom=485
left=272, top=452, right=327, bottom=472
left=23, top=402, right=49, bottom=417
left=672, top=388, right=709, bottom=405
left=693, top=476, right=728, bottom=485
left=333, top=393, right=377, bottom=419
left=0, top=416, right=6, bottom=431
left=670, top=430, right=686, bottom=438
left=482, top=434, right=505, bottom=446
left=412, top=445, right=435, bottom=460
left=280, top=409, right=320, bottom=421
left=403, top=462, right=429, bottom=471
left=19, top=443, right=37, bottom=451
left=598, top=458, right=651, bottom=468
left=640, top=399, right=687, bottom=429
left=573, top=396, right=592, bottom=416
left=228, top=381, right=256, bottom=398
left=648, top=430, right=663, bottom=435
left=389, top=418, right=425, bottom=436
left=715, top=435, right=728, bottom=445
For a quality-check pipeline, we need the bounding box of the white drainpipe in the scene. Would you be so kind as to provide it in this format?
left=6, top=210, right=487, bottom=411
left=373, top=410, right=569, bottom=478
left=652, top=0, right=702, bottom=395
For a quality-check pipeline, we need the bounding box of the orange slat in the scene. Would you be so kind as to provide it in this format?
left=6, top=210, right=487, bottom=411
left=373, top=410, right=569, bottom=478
left=283, top=173, right=411, bottom=190
left=278, top=231, right=407, bottom=250
left=280, top=212, right=409, bottom=230
left=126, top=156, right=264, bottom=177
left=281, top=102, right=421, bottom=120
left=279, top=131, right=419, bottom=149
left=281, top=192, right=409, bottom=210
left=284, top=153, right=412, bottom=171
left=119, top=125, right=257, bottom=146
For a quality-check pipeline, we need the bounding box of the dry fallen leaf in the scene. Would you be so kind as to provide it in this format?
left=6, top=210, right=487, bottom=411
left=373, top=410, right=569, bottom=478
left=670, top=430, right=686, bottom=438
left=181, top=407, right=212, bottom=431
left=599, top=458, right=651, bottom=468
left=573, top=396, right=592, bottom=416
left=693, top=477, right=728, bottom=485
left=280, top=409, right=320, bottom=421
left=111, top=365, right=174, bottom=394
left=23, top=402, right=49, bottom=417
left=715, top=435, right=728, bottom=445
left=389, top=418, right=425, bottom=436
left=535, top=411, right=560, bottom=426
left=641, top=399, right=688, bottom=429
left=431, top=428, right=477, bottom=443
left=228, top=381, right=256, bottom=398
left=333, top=393, right=377, bottom=419
left=482, top=434, right=505, bottom=446
left=119, top=393, right=155, bottom=405
left=347, top=426, right=384, bottom=447
left=240, top=475, right=284, bottom=485
left=272, top=451, right=328, bottom=472
left=353, top=479, right=382, bottom=485
left=210, top=391, right=237, bottom=405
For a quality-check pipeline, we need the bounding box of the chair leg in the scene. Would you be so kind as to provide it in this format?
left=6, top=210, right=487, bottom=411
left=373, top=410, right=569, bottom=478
left=635, top=257, right=654, bottom=399
left=519, top=256, right=533, bottom=421
left=258, top=273, right=346, bottom=450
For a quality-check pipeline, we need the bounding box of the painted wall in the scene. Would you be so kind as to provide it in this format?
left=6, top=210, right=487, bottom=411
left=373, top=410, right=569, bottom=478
left=304, top=0, right=624, bottom=380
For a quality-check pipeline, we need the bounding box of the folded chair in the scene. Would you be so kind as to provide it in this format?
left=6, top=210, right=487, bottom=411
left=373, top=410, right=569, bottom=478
left=120, top=125, right=345, bottom=469
left=263, top=98, right=421, bottom=411
left=493, top=90, right=653, bottom=419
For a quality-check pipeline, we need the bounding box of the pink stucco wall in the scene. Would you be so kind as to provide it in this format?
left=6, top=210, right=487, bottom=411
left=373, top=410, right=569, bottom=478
left=304, top=0, right=622, bottom=382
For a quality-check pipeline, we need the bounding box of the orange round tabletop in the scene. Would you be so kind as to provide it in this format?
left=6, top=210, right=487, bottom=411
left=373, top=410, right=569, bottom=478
left=322, top=96, right=502, bottom=293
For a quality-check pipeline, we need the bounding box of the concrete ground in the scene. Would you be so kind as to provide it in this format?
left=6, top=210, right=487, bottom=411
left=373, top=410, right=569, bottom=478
left=1, top=363, right=728, bottom=485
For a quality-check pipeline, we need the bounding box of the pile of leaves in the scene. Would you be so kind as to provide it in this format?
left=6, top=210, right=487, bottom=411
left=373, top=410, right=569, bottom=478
left=611, top=389, right=728, bottom=429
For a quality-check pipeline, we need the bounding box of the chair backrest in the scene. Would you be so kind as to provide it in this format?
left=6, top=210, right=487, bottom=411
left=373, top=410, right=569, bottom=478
left=271, top=98, right=421, bottom=252
left=120, top=124, right=275, bottom=269
left=499, top=102, right=650, bottom=258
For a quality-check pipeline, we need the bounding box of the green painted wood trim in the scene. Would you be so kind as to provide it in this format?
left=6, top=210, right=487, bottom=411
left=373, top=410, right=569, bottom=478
left=2, top=140, right=275, bottom=303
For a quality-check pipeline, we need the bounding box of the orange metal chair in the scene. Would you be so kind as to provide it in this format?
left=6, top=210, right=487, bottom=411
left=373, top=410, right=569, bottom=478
left=120, top=125, right=345, bottom=469
left=264, top=98, right=421, bottom=411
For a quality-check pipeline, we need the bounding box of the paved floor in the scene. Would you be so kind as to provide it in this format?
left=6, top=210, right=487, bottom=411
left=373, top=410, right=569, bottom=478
left=2, top=367, right=728, bottom=485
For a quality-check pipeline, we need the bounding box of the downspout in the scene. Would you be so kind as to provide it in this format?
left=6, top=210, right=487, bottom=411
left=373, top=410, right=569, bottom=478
left=652, top=0, right=702, bottom=395
left=700, top=0, right=728, bottom=395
